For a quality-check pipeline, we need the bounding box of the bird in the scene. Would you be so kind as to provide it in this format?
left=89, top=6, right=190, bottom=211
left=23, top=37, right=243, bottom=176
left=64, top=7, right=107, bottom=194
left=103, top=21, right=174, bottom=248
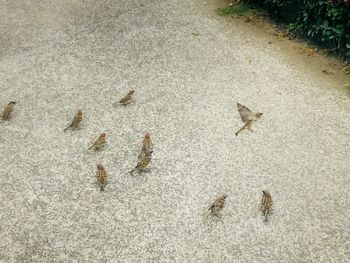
left=64, top=109, right=83, bottom=132
left=88, top=133, right=106, bottom=150
left=260, top=190, right=273, bottom=222
left=206, top=194, right=228, bottom=217
left=130, top=149, right=153, bottom=175
left=114, top=90, right=135, bottom=106
left=141, top=132, right=153, bottom=152
left=235, top=103, right=263, bottom=136
left=2, top=101, right=16, bottom=120
left=96, top=163, right=107, bottom=191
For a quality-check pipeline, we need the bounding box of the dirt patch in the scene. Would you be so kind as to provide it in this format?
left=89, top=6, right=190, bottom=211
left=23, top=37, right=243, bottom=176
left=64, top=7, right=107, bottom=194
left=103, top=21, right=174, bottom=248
left=207, top=0, right=350, bottom=95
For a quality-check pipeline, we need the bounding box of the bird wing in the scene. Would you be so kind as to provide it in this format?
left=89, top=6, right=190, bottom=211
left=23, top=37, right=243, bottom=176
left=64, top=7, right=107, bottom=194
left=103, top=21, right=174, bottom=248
left=120, top=94, right=131, bottom=103
left=70, top=117, right=77, bottom=127
left=208, top=203, right=215, bottom=212
left=237, top=103, right=253, bottom=123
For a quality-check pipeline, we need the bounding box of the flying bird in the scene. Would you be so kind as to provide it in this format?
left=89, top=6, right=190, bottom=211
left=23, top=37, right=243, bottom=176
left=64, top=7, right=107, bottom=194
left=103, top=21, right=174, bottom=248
left=88, top=133, right=106, bottom=150
left=260, top=190, right=273, bottom=222
left=235, top=103, right=263, bottom=136
left=64, top=109, right=83, bottom=132
left=114, top=90, right=135, bottom=106
left=2, top=101, right=16, bottom=120
left=96, top=163, right=107, bottom=191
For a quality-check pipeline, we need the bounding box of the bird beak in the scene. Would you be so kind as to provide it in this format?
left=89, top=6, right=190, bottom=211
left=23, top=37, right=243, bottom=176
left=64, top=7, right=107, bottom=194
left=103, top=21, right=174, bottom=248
left=256, top=112, right=263, bottom=118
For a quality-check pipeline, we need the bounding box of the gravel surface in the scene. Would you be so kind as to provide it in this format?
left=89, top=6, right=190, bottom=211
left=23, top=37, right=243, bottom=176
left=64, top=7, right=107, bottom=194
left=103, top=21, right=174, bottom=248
left=0, top=0, right=349, bottom=262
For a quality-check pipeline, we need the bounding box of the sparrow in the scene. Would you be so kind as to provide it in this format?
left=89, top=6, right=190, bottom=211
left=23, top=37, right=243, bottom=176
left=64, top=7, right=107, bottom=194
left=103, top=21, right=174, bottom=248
left=130, top=149, right=153, bottom=175
left=114, top=90, right=135, bottom=106
left=2, top=101, right=16, bottom=120
left=141, top=132, right=153, bottom=152
left=235, top=103, right=263, bottom=136
left=64, top=109, right=83, bottom=132
left=88, top=133, right=106, bottom=150
left=206, top=194, right=228, bottom=216
left=96, top=163, right=107, bottom=191
left=260, top=190, right=273, bottom=222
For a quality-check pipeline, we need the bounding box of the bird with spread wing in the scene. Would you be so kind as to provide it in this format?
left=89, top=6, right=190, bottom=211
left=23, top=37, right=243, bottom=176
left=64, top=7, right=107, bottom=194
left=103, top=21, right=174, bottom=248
left=235, top=103, right=263, bottom=136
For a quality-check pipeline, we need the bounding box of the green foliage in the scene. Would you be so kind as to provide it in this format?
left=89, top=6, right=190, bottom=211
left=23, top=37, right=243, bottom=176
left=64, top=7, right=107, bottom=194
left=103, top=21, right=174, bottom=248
left=244, top=0, right=350, bottom=63
left=218, top=4, right=249, bottom=16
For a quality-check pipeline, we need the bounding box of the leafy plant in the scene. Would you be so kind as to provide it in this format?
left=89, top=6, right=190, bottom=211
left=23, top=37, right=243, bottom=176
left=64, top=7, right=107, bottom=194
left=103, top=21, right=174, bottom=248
left=243, top=0, right=350, bottom=63
left=218, top=4, right=250, bottom=16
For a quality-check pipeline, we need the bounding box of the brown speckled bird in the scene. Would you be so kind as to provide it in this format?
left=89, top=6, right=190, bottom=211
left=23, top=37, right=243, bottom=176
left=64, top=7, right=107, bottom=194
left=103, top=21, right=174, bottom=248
left=115, top=90, right=135, bottom=106
left=2, top=101, right=16, bottom=120
left=207, top=194, right=228, bottom=216
left=88, top=133, right=106, bottom=150
left=260, top=190, right=273, bottom=222
left=141, top=132, right=153, bottom=152
left=64, top=109, right=83, bottom=132
left=96, top=163, right=107, bottom=191
left=235, top=103, right=263, bottom=136
left=130, top=149, right=153, bottom=175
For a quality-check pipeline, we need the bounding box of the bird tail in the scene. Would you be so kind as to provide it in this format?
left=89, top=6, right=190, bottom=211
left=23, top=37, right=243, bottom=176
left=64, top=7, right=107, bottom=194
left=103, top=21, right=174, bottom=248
left=235, top=123, right=248, bottom=136
left=203, top=210, right=210, bottom=217
left=63, top=126, right=70, bottom=132
left=130, top=167, right=137, bottom=176
left=202, top=206, right=212, bottom=217
left=100, top=186, right=104, bottom=192
left=88, top=145, right=94, bottom=150
left=235, top=128, right=243, bottom=136
left=264, top=210, right=269, bottom=222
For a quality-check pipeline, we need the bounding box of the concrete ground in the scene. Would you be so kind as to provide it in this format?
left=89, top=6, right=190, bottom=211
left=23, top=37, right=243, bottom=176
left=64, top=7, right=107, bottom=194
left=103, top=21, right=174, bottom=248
left=0, top=0, right=349, bottom=262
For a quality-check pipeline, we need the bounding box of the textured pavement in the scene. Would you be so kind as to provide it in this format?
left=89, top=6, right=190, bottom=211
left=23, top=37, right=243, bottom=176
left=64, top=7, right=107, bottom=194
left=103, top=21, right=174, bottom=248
left=0, top=0, right=350, bottom=262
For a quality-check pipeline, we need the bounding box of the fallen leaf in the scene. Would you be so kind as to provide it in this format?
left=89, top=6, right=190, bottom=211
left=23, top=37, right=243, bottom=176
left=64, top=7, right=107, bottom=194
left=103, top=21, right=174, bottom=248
left=343, top=65, right=350, bottom=75
left=321, top=69, right=334, bottom=75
